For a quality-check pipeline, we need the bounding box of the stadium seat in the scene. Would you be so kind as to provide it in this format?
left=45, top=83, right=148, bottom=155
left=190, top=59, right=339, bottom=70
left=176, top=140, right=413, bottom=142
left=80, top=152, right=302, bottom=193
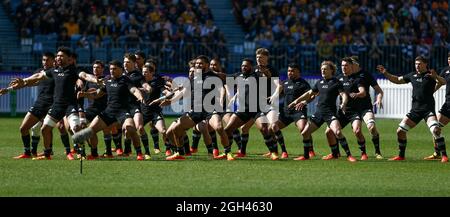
left=41, top=40, right=57, bottom=53
left=87, top=35, right=97, bottom=43
left=76, top=48, right=91, bottom=64
left=102, top=35, right=112, bottom=47
left=117, top=35, right=127, bottom=48
left=110, top=47, right=125, bottom=61
left=243, top=41, right=255, bottom=55
left=92, top=48, right=107, bottom=62
left=70, top=34, right=82, bottom=42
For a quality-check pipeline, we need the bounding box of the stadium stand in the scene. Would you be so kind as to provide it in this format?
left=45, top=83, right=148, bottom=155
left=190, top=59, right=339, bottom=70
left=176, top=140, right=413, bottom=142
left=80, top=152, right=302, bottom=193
left=230, top=0, right=450, bottom=74
left=2, top=0, right=227, bottom=72
left=0, top=0, right=449, bottom=75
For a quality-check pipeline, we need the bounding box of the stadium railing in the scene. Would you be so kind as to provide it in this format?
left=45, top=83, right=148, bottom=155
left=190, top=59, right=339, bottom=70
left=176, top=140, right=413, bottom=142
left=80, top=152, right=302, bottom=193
left=1, top=41, right=449, bottom=76
left=0, top=74, right=446, bottom=119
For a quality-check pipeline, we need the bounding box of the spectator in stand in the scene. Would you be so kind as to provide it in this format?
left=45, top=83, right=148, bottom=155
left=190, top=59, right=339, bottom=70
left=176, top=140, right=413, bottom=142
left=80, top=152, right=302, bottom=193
left=231, top=0, right=449, bottom=47
left=10, top=0, right=223, bottom=55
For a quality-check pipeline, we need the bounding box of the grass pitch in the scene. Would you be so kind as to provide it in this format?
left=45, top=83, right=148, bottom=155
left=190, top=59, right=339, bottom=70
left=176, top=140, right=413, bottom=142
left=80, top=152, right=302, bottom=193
left=0, top=117, right=449, bottom=197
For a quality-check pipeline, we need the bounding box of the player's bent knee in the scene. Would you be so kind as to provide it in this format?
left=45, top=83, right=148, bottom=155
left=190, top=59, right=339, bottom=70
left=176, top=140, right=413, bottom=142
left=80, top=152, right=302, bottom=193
left=138, top=127, right=145, bottom=135
left=67, top=114, right=80, bottom=132
left=429, top=125, right=442, bottom=139
left=160, top=129, right=167, bottom=135
left=366, top=118, right=375, bottom=127
left=396, top=129, right=406, bottom=138
left=31, top=122, right=42, bottom=136
left=43, top=116, right=57, bottom=128
left=215, top=126, right=224, bottom=133
left=398, top=122, right=410, bottom=132
left=259, top=127, right=269, bottom=135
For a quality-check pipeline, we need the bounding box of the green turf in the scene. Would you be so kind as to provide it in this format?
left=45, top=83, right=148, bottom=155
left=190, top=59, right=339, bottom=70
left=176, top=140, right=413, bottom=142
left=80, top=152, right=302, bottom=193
left=0, top=117, right=449, bottom=196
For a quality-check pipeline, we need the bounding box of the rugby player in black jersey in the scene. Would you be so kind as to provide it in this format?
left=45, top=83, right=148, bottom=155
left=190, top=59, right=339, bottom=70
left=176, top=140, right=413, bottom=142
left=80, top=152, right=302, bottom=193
left=224, top=58, right=279, bottom=160
left=424, top=53, right=450, bottom=160
left=350, top=56, right=384, bottom=159
left=72, top=60, right=146, bottom=160
left=328, top=57, right=368, bottom=161
left=7, top=47, right=102, bottom=160
left=289, top=61, right=357, bottom=162
left=77, top=60, right=113, bottom=158
left=268, top=63, right=311, bottom=160
left=377, top=56, right=448, bottom=163
left=0, top=52, right=75, bottom=159
left=140, top=62, right=173, bottom=159
left=165, top=55, right=232, bottom=160
left=122, top=53, right=145, bottom=156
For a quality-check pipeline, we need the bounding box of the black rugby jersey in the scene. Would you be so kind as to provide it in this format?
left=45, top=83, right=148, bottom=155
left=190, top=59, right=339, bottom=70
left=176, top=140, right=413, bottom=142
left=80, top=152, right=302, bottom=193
left=337, top=73, right=365, bottom=111
left=282, top=77, right=311, bottom=114
left=311, top=77, right=344, bottom=114
left=84, top=75, right=107, bottom=109
left=36, top=68, right=55, bottom=103
left=190, top=70, right=223, bottom=112
left=355, top=70, right=378, bottom=108
left=44, top=64, right=78, bottom=105
left=126, top=69, right=144, bottom=106
left=255, top=65, right=279, bottom=100
left=141, top=74, right=166, bottom=113
left=102, top=75, right=135, bottom=110
left=439, top=66, right=450, bottom=106
left=403, top=71, right=436, bottom=111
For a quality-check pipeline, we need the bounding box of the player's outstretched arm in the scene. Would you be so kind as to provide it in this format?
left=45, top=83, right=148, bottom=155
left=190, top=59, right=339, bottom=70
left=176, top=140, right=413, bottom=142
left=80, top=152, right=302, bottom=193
left=129, top=87, right=145, bottom=104
left=288, top=89, right=315, bottom=109
left=10, top=71, right=46, bottom=90
left=430, top=69, right=446, bottom=86
left=149, top=85, right=184, bottom=106
left=376, top=65, right=405, bottom=84
left=268, top=83, right=282, bottom=104
left=339, top=92, right=348, bottom=114
left=350, top=86, right=366, bottom=99
left=78, top=71, right=104, bottom=85
left=372, top=85, right=384, bottom=109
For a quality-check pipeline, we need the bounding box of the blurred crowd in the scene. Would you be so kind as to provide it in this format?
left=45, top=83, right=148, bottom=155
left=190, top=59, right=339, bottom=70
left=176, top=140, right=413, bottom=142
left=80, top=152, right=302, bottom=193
left=8, top=0, right=226, bottom=50
left=233, top=0, right=449, bottom=47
